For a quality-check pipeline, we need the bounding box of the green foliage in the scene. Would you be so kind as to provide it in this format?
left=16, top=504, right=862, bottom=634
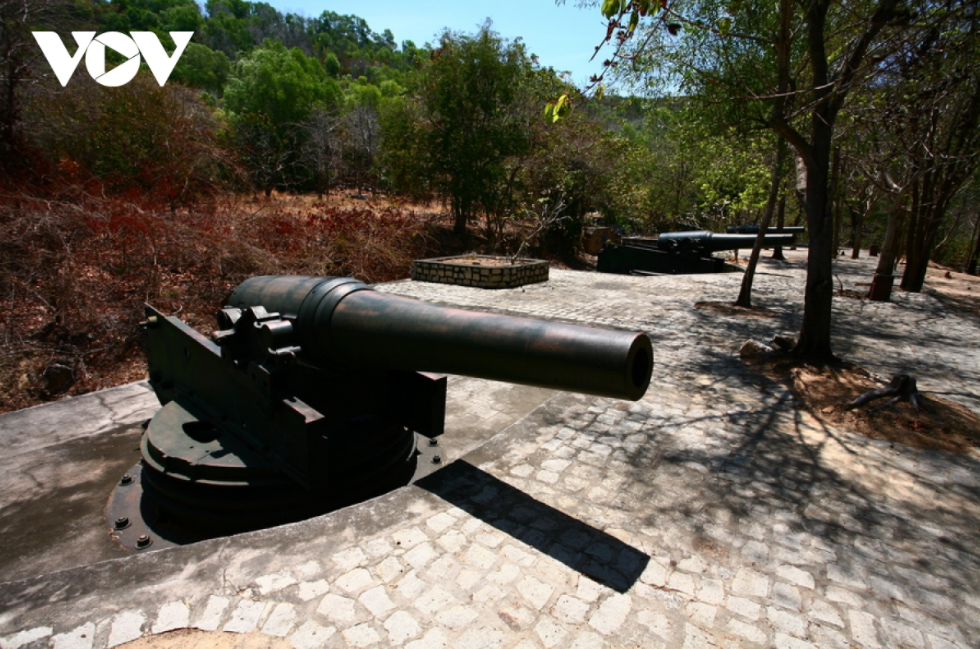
left=99, top=0, right=205, bottom=33
left=171, top=42, right=231, bottom=94
left=345, top=80, right=382, bottom=111
left=544, top=94, right=571, bottom=123
left=377, top=95, right=430, bottom=200
left=224, top=40, right=340, bottom=126
left=525, top=118, right=637, bottom=243
left=310, top=11, right=421, bottom=80
left=222, top=42, right=342, bottom=194
left=202, top=5, right=255, bottom=56
left=322, top=52, right=341, bottom=77
left=22, top=73, right=224, bottom=203
left=413, top=25, right=539, bottom=234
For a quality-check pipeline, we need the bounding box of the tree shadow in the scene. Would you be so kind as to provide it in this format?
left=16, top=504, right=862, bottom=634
left=614, top=347, right=980, bottom=630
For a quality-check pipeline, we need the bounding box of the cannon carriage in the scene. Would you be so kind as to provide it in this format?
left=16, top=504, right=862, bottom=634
left=597, top=229, right=798, bottom=275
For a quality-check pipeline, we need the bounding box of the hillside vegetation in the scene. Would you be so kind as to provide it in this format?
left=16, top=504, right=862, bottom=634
left=1, top=0, right=979, bottom=410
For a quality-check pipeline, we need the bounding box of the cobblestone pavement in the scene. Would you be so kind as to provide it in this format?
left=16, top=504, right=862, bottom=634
left=2, top=252, right=979, bottom=649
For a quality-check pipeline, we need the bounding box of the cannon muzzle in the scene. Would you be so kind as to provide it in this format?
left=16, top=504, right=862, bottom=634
left=228, top=276, right=652, bottom=401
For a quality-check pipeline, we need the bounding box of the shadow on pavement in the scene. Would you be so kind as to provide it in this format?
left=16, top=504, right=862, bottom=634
left=417, top=460, right=649, bottom=593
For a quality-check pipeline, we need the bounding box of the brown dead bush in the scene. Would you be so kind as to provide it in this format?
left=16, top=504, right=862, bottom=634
left=0, top=187, right=427, bottom=412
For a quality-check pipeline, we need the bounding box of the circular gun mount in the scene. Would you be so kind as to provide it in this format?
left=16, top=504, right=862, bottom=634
left=109, top=276, right=654, bottom=550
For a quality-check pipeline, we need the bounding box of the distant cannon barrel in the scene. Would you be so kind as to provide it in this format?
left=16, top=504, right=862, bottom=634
left=725, top=225, right=805, bottom=235
left=229, top=276, right=653, bottom=401
left=657, top=230, right=795, bottom=254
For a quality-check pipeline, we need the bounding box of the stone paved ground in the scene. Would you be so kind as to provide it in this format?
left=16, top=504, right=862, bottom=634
left=2, top=252, right=979, bottom=649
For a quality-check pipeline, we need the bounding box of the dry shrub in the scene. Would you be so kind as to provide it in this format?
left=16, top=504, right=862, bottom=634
left=0, top=186, right=427, bottom=413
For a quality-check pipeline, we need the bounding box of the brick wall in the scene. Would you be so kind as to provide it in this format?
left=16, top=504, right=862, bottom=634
left=411, top=256, right=549, bottom=289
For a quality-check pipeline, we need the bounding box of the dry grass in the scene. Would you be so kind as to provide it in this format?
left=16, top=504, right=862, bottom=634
left=0, top=189, right=429, bottom=413
left=694, top=302, right=780, bottom=318
left=0, top=182, right=598, bottom=413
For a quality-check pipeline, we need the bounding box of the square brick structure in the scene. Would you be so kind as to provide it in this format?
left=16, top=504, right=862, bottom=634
left=411, top=255, right=549, bottom=289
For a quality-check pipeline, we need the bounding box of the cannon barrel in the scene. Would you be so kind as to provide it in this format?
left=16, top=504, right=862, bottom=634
left=726, top=225, right=805, bottom=235
left=228, top=276, right=653, bottom=401
left=657, top=230, right=795, bottom=254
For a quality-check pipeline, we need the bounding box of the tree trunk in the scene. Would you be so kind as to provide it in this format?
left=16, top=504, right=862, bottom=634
left=966, top=214, right=980, bottom=275
left=849, top=206, right=863, bottom=259
left=902, top=176, right=922, bottom=284
left=781, top=0, right=898, bottom=363
left=453, top=198, right=469, bottom=237
left=831, top=146, right=842, bottom=253
left=903, top=169, right=952, bottom=292
left=771, top=196, right=787, bottom=260
left=736, top=138, right=787, bottom=308
left=793, top=121, right=836, bottom=364
left=902, top=201, right=947, bottom=291
left=868, top=192, right=906, bottom=301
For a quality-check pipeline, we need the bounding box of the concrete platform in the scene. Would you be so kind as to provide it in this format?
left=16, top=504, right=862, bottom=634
left=2, top=252, right=979, bottom=649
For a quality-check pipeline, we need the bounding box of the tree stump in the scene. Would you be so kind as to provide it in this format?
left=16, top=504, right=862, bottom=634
left=845, top=374, right=924, bottom=413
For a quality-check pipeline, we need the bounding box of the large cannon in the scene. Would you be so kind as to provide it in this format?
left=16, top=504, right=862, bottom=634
left=655, top=230, right=796, bottom=256
left=110, top=276, right=653, bottom=549
left=597, top=229, right=796, bottom=275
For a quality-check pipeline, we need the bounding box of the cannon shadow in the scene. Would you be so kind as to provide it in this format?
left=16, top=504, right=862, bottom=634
left=416, top=460, right=649, bottom=593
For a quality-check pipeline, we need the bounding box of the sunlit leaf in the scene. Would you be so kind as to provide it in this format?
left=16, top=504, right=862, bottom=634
left=601, top=0, right=623, bottom=19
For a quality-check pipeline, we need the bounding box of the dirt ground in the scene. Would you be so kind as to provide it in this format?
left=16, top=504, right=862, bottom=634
left=916, top=263, right=980, bottom=318
left=754, top=358, right=980, bottom=455
left=717, top=261, right=980, bottom=455
left=695, top=302, right=780, bottom=319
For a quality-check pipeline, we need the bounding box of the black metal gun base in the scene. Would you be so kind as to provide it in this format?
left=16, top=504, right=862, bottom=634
left=110, top=276, right=653, bottom=552
left=597, top=244, right=739, bottom=275
left=106, top=400, right=423, bottom=552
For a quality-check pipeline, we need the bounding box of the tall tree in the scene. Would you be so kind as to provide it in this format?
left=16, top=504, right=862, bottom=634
left=223, top=40, right=341, bottom=194
left=844, top=2, right=980, bottom=296
left=895, top=8, right=980, bottom=292
left=298, top=108, right=339, bottom=198
left=0, top=0, right=77, bottom=168
left=591, top=0, right=912, bottom=363
left=223, top=40, right=338, bottom=126
left=417, top=24, right=537, bottom=236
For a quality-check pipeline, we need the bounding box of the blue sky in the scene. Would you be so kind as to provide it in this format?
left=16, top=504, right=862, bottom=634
left=257, top=0, right=613, bottom=88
